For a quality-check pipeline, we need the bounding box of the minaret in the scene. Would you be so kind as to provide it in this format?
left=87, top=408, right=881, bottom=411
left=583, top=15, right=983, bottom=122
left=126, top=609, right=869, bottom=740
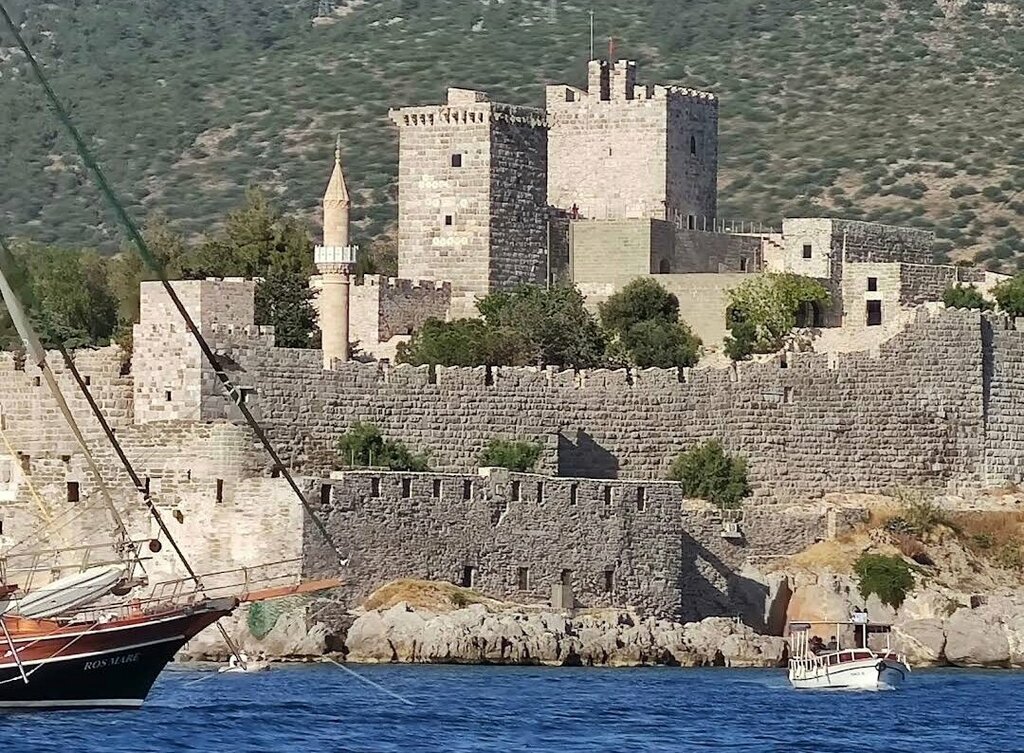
left=315, top=137, right=358, bottom=369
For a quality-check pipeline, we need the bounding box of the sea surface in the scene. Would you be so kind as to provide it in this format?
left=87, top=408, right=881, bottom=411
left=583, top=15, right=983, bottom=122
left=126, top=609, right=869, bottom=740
left=0, top=664, right=1020, bottom=752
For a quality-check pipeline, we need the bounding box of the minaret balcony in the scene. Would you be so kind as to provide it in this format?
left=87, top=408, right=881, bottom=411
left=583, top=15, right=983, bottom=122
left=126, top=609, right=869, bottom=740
left=315, top=245, right=359, bottom=267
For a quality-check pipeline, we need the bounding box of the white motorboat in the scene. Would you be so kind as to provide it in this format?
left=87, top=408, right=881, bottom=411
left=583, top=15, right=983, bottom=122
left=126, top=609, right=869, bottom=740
left=788, top=613, right=910, bottom=690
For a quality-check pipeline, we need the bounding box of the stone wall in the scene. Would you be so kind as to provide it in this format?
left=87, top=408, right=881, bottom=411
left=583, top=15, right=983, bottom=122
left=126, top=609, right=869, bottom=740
left=546, top=61, right=717, bottom=223
left=570, top=219, right=659, bottom=284
left=0, top=343, right=302, bottom=587
left=570, top=220, right=761, bottom=284
left=349, top=276, right=452, bottom=361
left=900, top=263, right=958, bottom=305
left=488, top=110, right=549, bottom=290
left=217, top=306, right=990, bottom=501
left=304, top=469, right=864, bottom=623
left=134, top=279, right=256, bottom=424
left=836, top=219, right=934, bottom=265
left=669, top=229, right=760, bottom=274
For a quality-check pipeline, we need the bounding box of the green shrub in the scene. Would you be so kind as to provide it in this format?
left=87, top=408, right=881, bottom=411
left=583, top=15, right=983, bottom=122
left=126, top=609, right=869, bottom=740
left=942, top=284, right=992, bottom=311
left=853, top=553, right=915, bottom=609
left=667, top=440, right=749, bottom=509
left=621, top=319, right=701, bottom=368
left=950, top=183, right=978, bottom=199
left=993, top=274, right=1024, bottom=316
left=479, top=439, right=542, bottom=472
left=337, top=422, right=429, bottom=471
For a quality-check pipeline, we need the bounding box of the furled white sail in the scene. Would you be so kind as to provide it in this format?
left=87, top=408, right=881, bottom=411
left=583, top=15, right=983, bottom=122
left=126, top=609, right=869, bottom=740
left=11, top=565, right=125, bottom=619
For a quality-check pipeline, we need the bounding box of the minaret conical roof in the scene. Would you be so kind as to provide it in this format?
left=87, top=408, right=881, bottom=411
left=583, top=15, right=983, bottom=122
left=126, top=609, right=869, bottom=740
left=324, top=135, right=350, bottom=206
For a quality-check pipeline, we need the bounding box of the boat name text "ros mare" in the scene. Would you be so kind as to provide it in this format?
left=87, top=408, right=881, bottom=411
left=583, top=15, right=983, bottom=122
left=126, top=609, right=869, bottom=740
left=83, top=652, right=142, bottom=671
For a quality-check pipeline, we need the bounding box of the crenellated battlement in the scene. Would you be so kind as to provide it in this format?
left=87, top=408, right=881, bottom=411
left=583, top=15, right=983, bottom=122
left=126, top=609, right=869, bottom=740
left=389, top=102, right=546, bottom=130
left=354, top=274, right=452, bottom=295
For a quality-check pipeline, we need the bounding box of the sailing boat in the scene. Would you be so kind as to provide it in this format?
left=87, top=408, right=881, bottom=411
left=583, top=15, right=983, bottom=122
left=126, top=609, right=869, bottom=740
left=0, top=246, right=340, bottom=708
left=0, top=3, right=347, bottom=708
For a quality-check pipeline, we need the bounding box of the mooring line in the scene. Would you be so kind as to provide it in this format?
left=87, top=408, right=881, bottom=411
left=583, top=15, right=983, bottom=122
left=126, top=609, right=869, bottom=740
left=322, top=657, right=414, bottom=707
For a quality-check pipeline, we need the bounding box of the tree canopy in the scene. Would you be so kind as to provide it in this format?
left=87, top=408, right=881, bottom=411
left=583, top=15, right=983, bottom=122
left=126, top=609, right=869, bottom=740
left=993, top=275, right=1024, bottom=317
left=0, top=189, right=321, bottom=351
left=599, top=279, right=701, bottom=368
left=724, top=273, right=830, bottom=358
left=942, top=284, right=992, bottom=311
left=398, top=284, right=607, bottom=369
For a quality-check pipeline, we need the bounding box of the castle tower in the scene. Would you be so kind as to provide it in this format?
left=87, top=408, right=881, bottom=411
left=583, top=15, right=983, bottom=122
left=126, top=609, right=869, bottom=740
left=389, top=88, right=548, bottom=311
left=546, top=60, right=719, bottom=227
left=315, top=139, right=358, bottom=368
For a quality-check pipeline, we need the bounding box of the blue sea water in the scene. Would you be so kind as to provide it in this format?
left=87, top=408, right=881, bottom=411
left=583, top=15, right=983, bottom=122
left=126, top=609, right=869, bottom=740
left=0, top=664, right=1020, bottom=752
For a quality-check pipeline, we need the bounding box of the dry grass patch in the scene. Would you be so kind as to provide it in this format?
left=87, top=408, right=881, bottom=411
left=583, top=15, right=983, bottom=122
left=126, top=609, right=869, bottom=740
left=788, top=531, right=899, bottom=573
left=362, top=579, right=503, bottom=613
left=951, top=510, right=1024, bottom=569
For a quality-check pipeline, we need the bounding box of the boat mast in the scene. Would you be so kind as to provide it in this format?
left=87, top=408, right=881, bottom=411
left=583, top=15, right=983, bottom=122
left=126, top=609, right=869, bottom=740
left=0, top=239, right=143, bottom=579
left=0, top=3, right=347, bottom=566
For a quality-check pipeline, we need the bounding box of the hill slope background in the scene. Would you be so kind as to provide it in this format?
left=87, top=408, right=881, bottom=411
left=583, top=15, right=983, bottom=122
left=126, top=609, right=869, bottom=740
left=3, top=0, right=1024, bottom=270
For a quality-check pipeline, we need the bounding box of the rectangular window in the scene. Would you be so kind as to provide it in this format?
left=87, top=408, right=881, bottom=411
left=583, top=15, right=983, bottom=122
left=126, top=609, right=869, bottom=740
left=536, top=481, right=544, bottom=503
left=450, top=153, right=462, bottom=167
left=603, top=485, right=612, bottom=508
left=216, top=479, right=224, bottom=503
left=517, top=567, right=530, bottom=590
left=66, top=481, right=80, bottom=503
left=320, top=483, right=332, bottom=506
left=784, top=386, right=794, bottom=404
left=569, top=483, right=578, bottom=506
left=636, top=486, right=646, bottom=512
left=432, top=479, right=442, bottom=498
left=604, top=568, right=615, bottom=594
left=511, top=480, right=521, bottom=502
left=33, top=377, right=40, bottom=387
left=802, top=244, right=813, bottom=259
left=370, top=477, right=380, bottom=497
left=165, top=390, right=173, bottom=402
left=19, top=454, right=29, bottom=473
left=560, top=568, right=572, bottom=586
left=687, top=215, right=696, bottom=230
left=83, top=375, right=91, bottom=386
left=461, top=565, right=476, bottom=588
left=462, top=479, right=472, bottom=500
left=867, top=277, right=878, bottom=292
left=739, top=257, right=748, bottom=272
left=866, top=300, right=883, bottom=327
left=444, top=215, right=453, bottom=227
left=402, top=478, right=412, bottom=498
left=144, top=476, right=151, bottom=495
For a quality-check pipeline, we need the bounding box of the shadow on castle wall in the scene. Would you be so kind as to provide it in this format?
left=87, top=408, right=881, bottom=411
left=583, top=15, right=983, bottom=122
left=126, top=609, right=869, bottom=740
left=557, top=430, right=619, bottom=479
left=678, top=530, right=768, bottom=631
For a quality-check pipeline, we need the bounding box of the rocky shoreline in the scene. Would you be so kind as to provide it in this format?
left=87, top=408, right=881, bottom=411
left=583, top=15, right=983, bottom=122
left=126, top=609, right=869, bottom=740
left=343, top=603, right=787, bottom=668
left=177, top=587, right=1024, bottom=671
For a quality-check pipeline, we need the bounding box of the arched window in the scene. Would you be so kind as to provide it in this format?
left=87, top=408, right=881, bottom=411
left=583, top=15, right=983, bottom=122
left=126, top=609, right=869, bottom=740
left=690, top=135, right=697, bottom=156
left=659, top=259, right=671, bottom=274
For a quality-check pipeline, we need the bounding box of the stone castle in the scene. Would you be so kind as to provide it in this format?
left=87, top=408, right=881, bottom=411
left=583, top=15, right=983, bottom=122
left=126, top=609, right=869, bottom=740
left=320, top=59, right=1001, bottom=361
left=0, top=61, right=1017, bottom=631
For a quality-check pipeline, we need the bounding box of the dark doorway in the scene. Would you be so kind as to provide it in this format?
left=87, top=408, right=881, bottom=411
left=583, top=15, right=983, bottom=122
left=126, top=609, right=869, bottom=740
left=866, top=300, right=883, bottom=326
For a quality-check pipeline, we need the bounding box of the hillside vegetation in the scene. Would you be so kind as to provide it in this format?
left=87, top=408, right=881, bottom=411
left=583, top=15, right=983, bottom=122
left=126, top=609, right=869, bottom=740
left=3, top=0, right=1024, bottom=270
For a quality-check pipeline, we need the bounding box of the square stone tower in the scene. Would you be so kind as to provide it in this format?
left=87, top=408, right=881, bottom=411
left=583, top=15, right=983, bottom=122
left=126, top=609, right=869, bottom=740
left=390, top=88, right=548, bottom=310
left=547, top=60, right=718, bottom=227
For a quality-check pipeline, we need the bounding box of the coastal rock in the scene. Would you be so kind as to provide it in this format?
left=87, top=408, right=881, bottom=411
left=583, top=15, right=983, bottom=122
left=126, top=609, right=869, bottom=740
left=341, top=605, right=786, bottom=668
left=944, top=609, right=1010, bottom=667
left=893, top=618, right=946, bottom=665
